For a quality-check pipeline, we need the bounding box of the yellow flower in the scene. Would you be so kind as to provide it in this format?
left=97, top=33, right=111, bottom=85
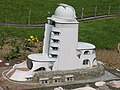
left=30, top=35, right=34, bottom=39
left=32, top=38, right=35, bottom=41
left=35, top=37, right=39, bottom=42
left=27, top=39, right=31, bottom=42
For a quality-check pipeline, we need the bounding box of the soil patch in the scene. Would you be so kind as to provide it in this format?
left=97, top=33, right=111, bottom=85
left=96, top=50, right=120, bottom=69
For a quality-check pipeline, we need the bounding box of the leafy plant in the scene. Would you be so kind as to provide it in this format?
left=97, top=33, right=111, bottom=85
left=0, top=33, right=6, bottom=49
left=38, top=48, right=42, bottom=53
left=4, top=44, right=21, bottom=61
left=23, top=35, right=39, bottom=52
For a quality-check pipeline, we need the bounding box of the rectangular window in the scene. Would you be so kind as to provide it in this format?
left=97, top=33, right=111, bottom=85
left=39, top=78, right=49, bottom=84
left=83, top=59, right=89, bottom=65
left=53, top=76, right=61, bottom=83
left=65, top=75, right=74, bottom=82
left=25, top=76, right=33, bottom=81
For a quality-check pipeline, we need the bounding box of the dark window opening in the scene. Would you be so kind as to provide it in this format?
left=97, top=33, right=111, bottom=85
left=51, top=54, right=58, bottom=58
left=52, top=31, right=60, bottom=35
left=25, top=77, right=32, bottom=81
left=53, top=78, right=61, bottom=83
left=55, top=79, right=57, bottom=82
left=41, top=80, right=49, bottom=84
left=83, top=59, right=89, bottom=65
left=67, top=78, right=70, bottom=81
left=84, top=51, right=90, bottom=55
left=34, top=67, right=46, bottom=72
left=65, top=77, right=74, bottom=82
left=51, top=47, right=59, bottom=50
left=50, top=20, right=55, bottom=27
left=52, top=39, right=60, bottom=43
left=27, top=60, right=33, bottom=70
left=45, top=80, right=48, bottom=83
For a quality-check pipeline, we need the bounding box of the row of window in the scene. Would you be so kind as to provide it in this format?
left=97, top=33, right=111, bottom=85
left=39, top=75, right=74, bottom=84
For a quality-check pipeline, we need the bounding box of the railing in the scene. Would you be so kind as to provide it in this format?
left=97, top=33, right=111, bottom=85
left=0, top=5, right=120, bottom=27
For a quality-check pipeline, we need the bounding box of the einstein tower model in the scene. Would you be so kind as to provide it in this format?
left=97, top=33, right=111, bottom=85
left=7, top=4, right=97, bottom=81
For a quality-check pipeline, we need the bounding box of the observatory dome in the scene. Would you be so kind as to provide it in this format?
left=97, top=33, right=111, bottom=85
left=54, top=4, right=76, bottom=19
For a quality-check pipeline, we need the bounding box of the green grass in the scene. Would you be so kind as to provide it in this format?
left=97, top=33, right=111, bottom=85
left=0, top=26, right=44, bottom=41
left=0, top=0, right=120, bottom=23
left=0, top=17, right=120, bottom=49
left=79, top=17, right=120, bottom=49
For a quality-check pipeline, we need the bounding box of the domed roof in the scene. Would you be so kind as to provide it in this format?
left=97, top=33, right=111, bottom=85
left=54, top=4, right=76, bottom=19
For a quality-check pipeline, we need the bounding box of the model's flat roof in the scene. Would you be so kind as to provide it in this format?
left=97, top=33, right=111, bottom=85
left=28, top=53, right=56, bottom=62
left=77, top=42, right=95, bottom=50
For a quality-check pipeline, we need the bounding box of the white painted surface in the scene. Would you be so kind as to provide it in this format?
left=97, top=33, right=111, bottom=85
left=54, top=3, right=76, bottom=19
left=77, top=42, right=95, bottom=50
left=10, top=70, right=34, bottom=81
left=13, top=60, right=27, bottom=69
left=31, top=61, right=51, bottom=71
left=28, top=53, right=55, bottom=62
left=43, top=24, right=52, bottom=54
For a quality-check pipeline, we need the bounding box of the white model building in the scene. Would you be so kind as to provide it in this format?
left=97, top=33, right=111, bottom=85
left=6, top=4, right=97, bottom=81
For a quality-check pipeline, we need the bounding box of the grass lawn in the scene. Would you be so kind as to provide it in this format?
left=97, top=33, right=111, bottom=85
left=79, top=17, right=120, bottom=49
left=0, top=0, right=120, bottom=23
left=0, top=17, right=120, bottom=50
left=0, top=27, right=44, bottom=41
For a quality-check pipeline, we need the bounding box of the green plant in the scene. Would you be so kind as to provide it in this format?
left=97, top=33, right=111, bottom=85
left=0, top=33, right=6, bottom=49
left=0, top=37, right=5, bottom=49
left=25, top=35, right=39, bottom=47
left=38, top=48, right=42, bottom=53
left=4, top=45, right=21, bottom=61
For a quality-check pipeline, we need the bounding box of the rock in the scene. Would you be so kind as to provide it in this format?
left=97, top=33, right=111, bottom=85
left=54, top=87, right=64, bottom=90
left=96, top=84, right=111, bottom=90
left=5, top=63, right=10, bottom=66
left=108, top=80, right=120, bottom=88
left=116, top=69, right=120, bottom=72
left=0, top=85, right=4, bottom=90
left=95, top=81, right=106, bottom=87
